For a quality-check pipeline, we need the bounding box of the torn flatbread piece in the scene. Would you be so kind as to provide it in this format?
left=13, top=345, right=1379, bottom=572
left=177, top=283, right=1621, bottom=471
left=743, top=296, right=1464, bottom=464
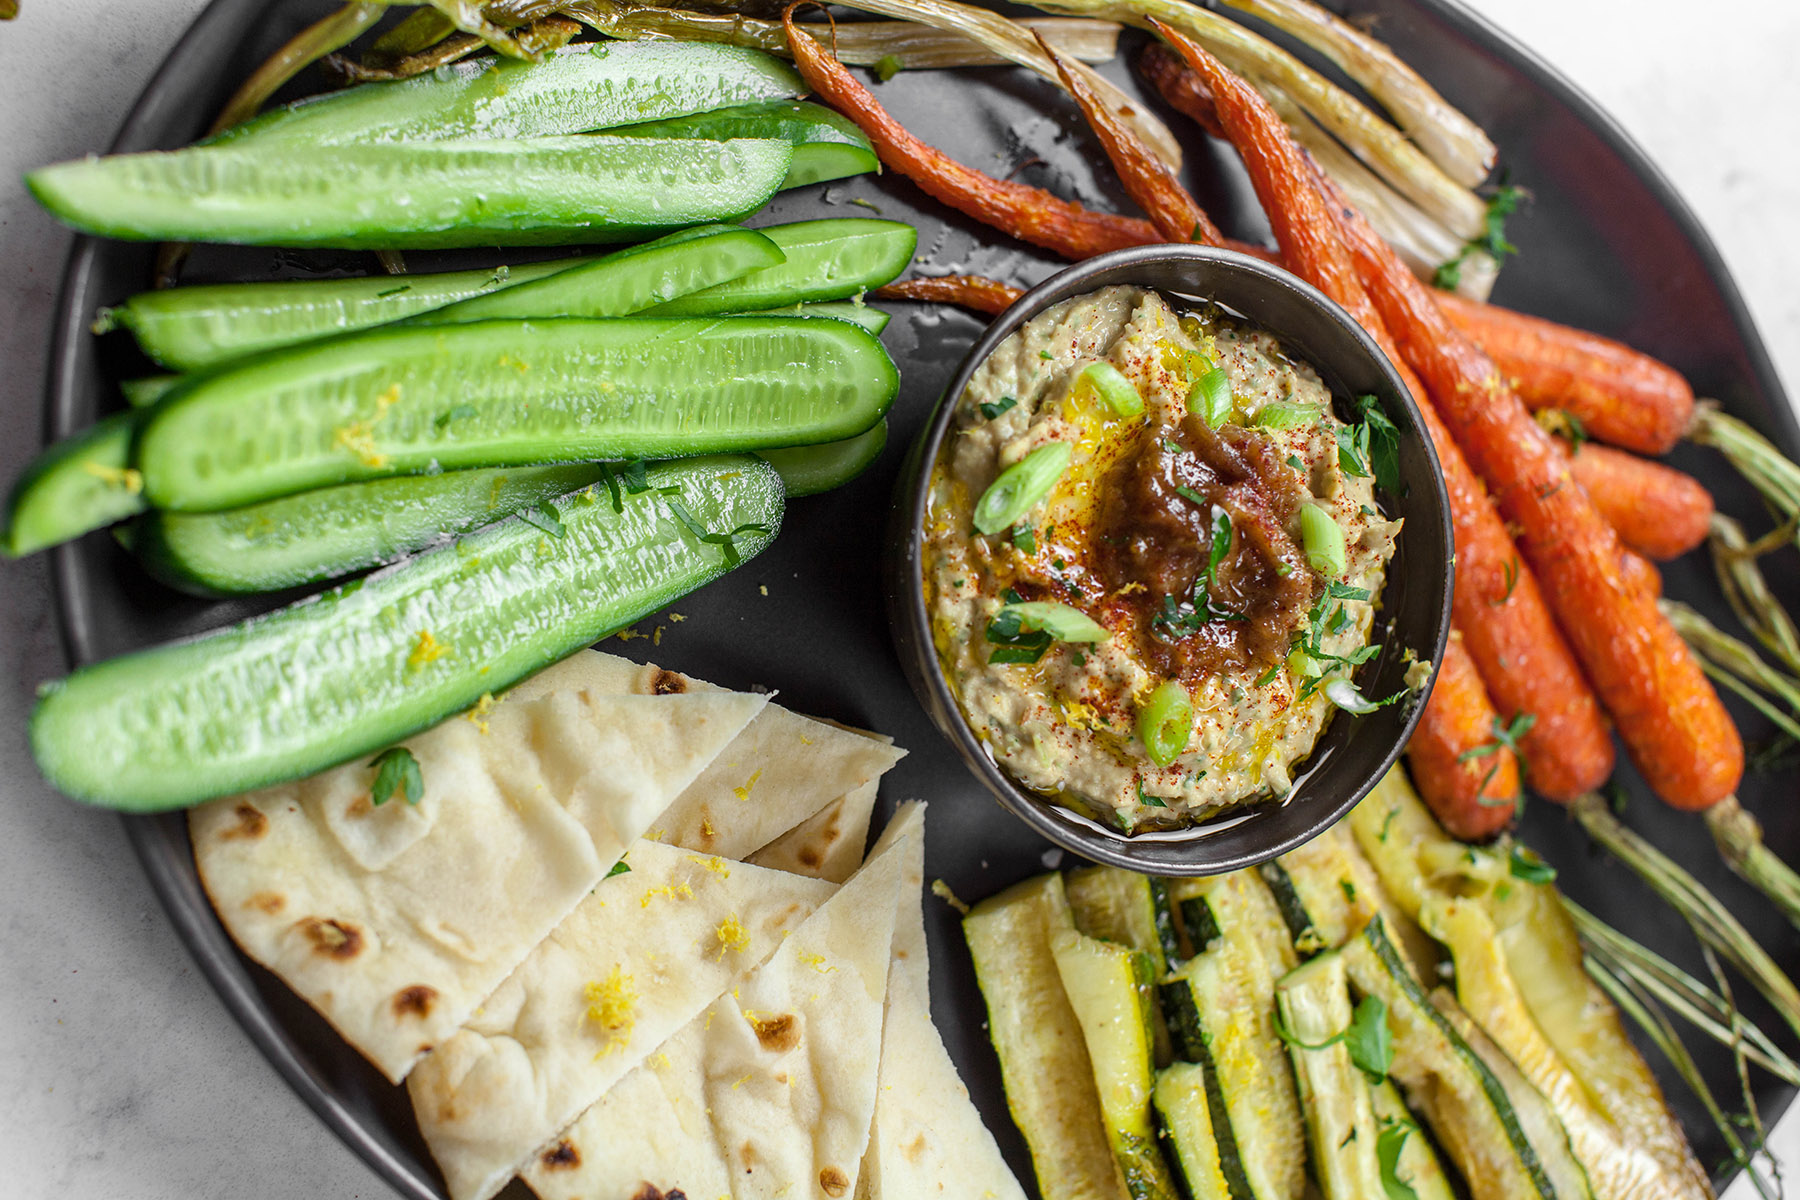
left=525, top=808, right=917, bottom=1200
left=867, top=801, right=928, bottom=1004
left=747, top=778, right=878, bottom=884
left=409, top=839, right=836, bottom=1200
left=511, top=649, right=906, bottom=857
left=192, top=689, right=764, bottom=1083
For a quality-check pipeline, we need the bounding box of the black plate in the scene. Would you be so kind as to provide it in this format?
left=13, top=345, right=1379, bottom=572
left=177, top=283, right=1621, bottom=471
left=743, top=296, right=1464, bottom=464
left=41, top=1, right=1800, bottom=1195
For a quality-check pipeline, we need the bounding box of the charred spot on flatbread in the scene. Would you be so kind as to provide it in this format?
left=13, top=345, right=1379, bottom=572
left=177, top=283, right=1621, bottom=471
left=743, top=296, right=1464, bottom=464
left=650, top=669, right=689, bottom=695
left=299, top=917, right=364, bottom=960
left=343, top=793, right=374, bottom=819
left=392, top=985, right=437, bottom=1019
left=749, top=1011, right=800, bottom=1053
left=246, top=891, right=285, bottom=915
left=220, top=802, right=269, bottom=840
left=628, top=1185, right=687, bottom=1200
left=901, top=1132, right=928, bottom=1163
left=539, top=1140, right=580, bottom=1170
left=820, top=1166, right=850, bottom=1197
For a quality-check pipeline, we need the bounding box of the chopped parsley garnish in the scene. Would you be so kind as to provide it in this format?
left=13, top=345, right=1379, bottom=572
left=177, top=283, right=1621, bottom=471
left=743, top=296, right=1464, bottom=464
left=605, top=859, right=632, bottom=878
left=1337, top=421, right=1372, bottom=481
left=1508, top=846, right=1556, bottom=884
left=1353, top=394, right=1404, bottom=495
left=1494, top=556, right=1521, bottom=605
left=1328, top=582, right=1372, bottom=601
left=1012, top=525, right=1036, bottom=555
left=1255, top=663, right=1281, bottom=687
left=1460, top=711, right=1538, bottom=806
left=368, top=746, right=423, bottom=807
left=1039, top=349, right=1054, bottom=360
left=1135, top=779, right=1168, bottom=808
left=595, top=462, right=624, bottom=512
left=979, top=395, right=1018, bottom=420
left=433, top=403, right=478, bottom=431
left=986, top=607, right=1053, bottom=665
left=1434, top=181, right=1526, bottom=290
left=1377, top=1119, right=1423, bottom=1200
left=1272, top=996, right=1391, bottom=1082
left=1152, top=508, right=1244, bottom=635
left=619, top=459, right=651, bottom=494
left=1072, top=652, right=1086, bottom=667
left=1288, top=454, right=1306, bottom=471
left=661, top=492, right=768, bottom=567
left=1291, top=590, right=1382, bottom=684
left=518, top=504, right=566, bottom=538
left=1538, top=406, right=1588, bottom=454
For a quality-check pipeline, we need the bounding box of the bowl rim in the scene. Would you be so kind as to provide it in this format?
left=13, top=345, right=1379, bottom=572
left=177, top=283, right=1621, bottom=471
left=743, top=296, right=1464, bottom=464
left=893, top=242, right=1455, bottom=875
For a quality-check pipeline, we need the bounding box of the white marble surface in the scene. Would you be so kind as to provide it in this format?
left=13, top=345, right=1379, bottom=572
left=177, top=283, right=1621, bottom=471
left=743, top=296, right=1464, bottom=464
left=1, top=2, right=1796, bottom=1196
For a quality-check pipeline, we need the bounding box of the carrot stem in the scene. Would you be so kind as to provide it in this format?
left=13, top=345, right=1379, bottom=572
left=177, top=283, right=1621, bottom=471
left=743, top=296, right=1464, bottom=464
left=1706, top=796, right=1800, bottom=937
left=1570, top=792, right=1800, bottom=1041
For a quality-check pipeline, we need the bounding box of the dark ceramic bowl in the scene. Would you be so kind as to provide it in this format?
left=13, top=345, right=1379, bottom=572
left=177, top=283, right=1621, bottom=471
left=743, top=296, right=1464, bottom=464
left=887, top=245, right=1454, bottom=875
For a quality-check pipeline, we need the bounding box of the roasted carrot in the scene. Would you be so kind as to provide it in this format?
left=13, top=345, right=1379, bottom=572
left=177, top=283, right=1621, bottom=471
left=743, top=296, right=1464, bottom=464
left=1560, top=439, right=1714, bottom=562
left=782, top=6, right=1159, bottom=260
left=1622, top=550, right=1662, bottom=600
left=1139, top=41, right=1225, bottom=139
left=1328, top=173, right=1743, bottom=810
left=1406, top=632, right=1522, bottom=840
left=1156, top=21, right=1614, bottom=801
left=1434, top=290, right=1695, bottom=455
left=873, top=275, right=1023, bottom=315
left=1039, top=35, right=1223, bottom=247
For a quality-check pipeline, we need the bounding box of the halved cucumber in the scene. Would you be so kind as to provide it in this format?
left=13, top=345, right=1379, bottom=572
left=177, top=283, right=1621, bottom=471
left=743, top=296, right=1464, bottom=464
left=1050, top=923, right=1181, bottom=1200
left=742, top=301, right=891, bottom=334
left=30, top=456, right=782, bottom=812
left=2, top=413, right=144, bottom=557
left=760, top=421, right=887, bottom=498
left=122, top=375, right=184, bottom=407
left=613, top=100, right=878, bottom=189
left=1152, top=1063, right=1232, bottom=1200
left=648, top=219, right=916, bottom=315
left=421, top=224, right=783, bottom=322
left=963, top=874, right=1128, bottom=1200
left=209, top=42, right=804, bottom=147
left=137, top=315, right=897, bottom=511
left=27, top=136, right=793, bottom=249
left=99, top=259, right=576, bottom=372
left=121, top=462, right=609, bottom=596
left=103, top=224, right=780, bottom=371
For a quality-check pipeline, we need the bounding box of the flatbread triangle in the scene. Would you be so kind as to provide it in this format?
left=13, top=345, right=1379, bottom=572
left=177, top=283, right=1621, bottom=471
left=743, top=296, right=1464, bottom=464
left=408, top=839, right=839, bottom=1200
left=523, top=808, right=919, bottom=1200
left=191, top=688, right=766, bottom=1082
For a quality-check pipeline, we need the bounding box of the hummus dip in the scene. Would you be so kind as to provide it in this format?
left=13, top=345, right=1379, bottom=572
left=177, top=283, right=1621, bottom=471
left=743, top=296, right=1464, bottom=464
left=925, top=286, right=1403, bottom=831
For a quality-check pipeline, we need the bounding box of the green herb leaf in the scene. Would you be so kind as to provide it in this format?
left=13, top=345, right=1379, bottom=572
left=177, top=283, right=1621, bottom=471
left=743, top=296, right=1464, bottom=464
left=874, top=53, right=904, bottom=82
left=595, top=462, right=623, bottom=513
left=1135, top=779, right=1168, bottom=808
left=986, top=608, right=1053, bottom=665
left=1271, top=1008, right=1346, bottom=1052
left=1337, top=421, right=1372, bottom=480
left=368, top=746, right=423, bottom=807
left=979, top=395, right=1018, bottom=420
left=619, top=459, right=651, bottom=494
left=1345, top=996, right=1394, bottom=1081
left=605, top=859, right=632, bottom=878
left=1494, top=556, right=1520, bottom=605
left=1508, top=846, right=1557, bottom=884
left=518, top=504, right=566, bottom=538
left=1354, top=394, right=1404, bottom=495
left=1328, top=582, right=1372, bottom=601
left=1377, top=1120, right=1422, bottom=1200
left=1012, top=525, right=1036, bottom=555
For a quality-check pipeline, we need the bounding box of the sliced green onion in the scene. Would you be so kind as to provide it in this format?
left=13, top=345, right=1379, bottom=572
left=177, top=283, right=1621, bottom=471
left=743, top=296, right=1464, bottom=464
left=1001, top=600, right=1109, bottom=643
left=1137, top=680, right=1195, bottom=766
left=1252, top=400, right=1326, bottom=429
left=1190, top=366, right=1234, bottom=428
left=973, top=442, right=1072, bottom=535
left=1076, top=361, right=1144, bottom=417
left=1324, top=678, right=1378, bottom=714
left=1298, top=502, right=1347, bottom=576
